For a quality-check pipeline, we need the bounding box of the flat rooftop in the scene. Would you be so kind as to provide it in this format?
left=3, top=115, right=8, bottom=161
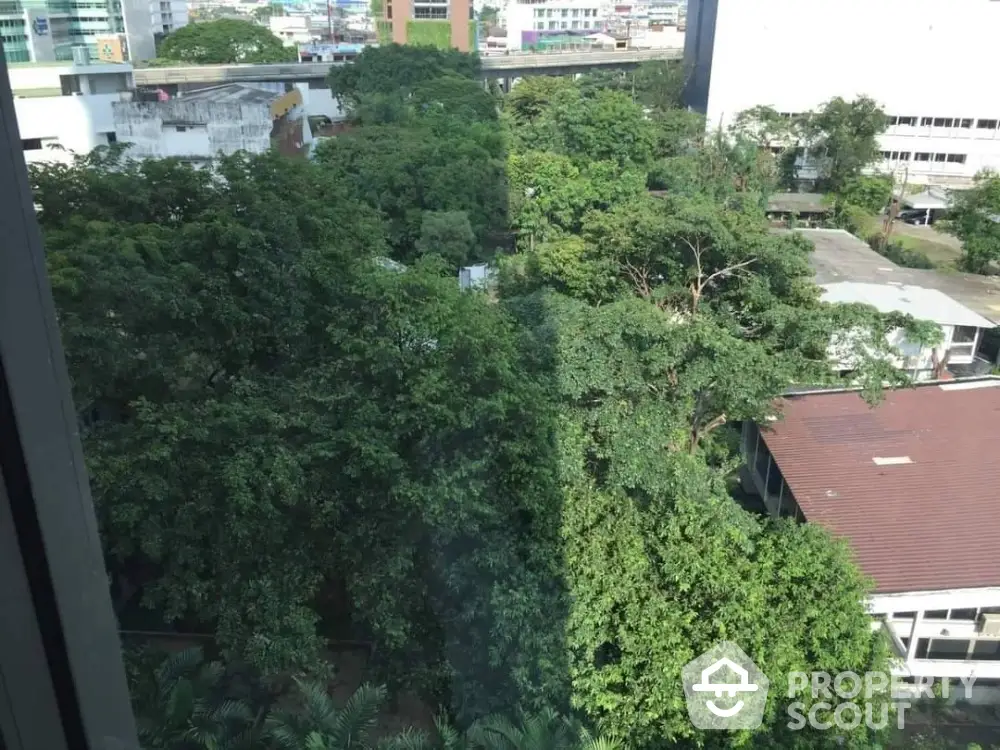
left=180, top=83, right=280, bottom=105
left=762, top=379, right=1000, bottom=594
left=776, top=228, right=1000, bottom=325
left=821, top=281, right=995, bottom=329
left=766, top=192, right=830, bottom=214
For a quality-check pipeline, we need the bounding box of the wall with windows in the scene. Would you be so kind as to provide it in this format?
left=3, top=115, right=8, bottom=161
left=505, top=0, right=606, bottom=49
left=685, top=0, right=1000, bottom=186
left=874, top=590, right=1000, bottom=690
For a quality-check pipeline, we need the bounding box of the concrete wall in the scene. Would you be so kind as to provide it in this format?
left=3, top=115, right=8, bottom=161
left=15, top=94, right=120, bottom=164
left=692, top=0, right=1000, bottom=186
left=113, top=100, right=272, bottom=159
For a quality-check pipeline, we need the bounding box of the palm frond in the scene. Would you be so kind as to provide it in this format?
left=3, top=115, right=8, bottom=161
left=581, top=738, right=621, bottom=750
left=293, top=677, right=340, bottom=731
left=466, top=714, right=521, bottom=750
left=156, top=647, right=204, bottom=687
left=378, top=727, right=432, bottom=750
left=330, top=683, right=385, bottom=748
left=434, top=716, right=465, bottom=750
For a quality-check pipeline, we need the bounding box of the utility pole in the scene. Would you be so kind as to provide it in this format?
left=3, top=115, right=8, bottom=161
left=880, top=165, right=909, bottom=250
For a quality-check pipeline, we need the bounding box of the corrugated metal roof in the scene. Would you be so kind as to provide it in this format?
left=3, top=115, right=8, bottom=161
left=821, top=281, right=996, bottom=329
left=761, top=380, right=1000, bottom=594
left=180, top=84, right=279, bottom=105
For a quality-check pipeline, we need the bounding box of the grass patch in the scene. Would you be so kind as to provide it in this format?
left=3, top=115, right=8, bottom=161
left=862, top=214, right=964, bottom=268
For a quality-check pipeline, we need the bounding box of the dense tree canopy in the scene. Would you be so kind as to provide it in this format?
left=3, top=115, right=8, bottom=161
left=36, top=46, right=944, bottom=750
left=155, top=18, right=295, bottom=64
left=942, top=169, right=1000, bottom=273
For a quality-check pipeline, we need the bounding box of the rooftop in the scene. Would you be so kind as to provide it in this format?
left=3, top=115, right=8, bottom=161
left=179, top=83, right=281, bottom=105
left=761, top=378, right=1000, bottom=594
left=778, top=228, right=1000, bottom=325
left=821, top=281, right=995, bottom=329
left=766, top=192, right=831, bottom=214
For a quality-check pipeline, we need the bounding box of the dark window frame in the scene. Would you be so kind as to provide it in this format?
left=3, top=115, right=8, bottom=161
left=0, top=53, right=139, bottom=750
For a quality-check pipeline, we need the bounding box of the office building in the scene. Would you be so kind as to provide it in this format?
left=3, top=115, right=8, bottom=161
left=379, top=0, right=473, bottom=51
left=685, top=0, right=1000, bottom=187
left=1, top=0, right=156, bottom=63
left=504, top=0, right=607, bottom=51
left=151, top=0, right=187, bottom=35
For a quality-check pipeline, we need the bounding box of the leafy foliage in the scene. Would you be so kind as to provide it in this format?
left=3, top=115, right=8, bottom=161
left=801, top=96, right=888, bottom=194
left=156, top=19, right=295, bottom=63
left=941, top=169, right=1000, bottom=274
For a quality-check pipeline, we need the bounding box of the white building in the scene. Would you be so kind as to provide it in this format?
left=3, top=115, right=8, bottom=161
left=504, top=0, right=609, bottom=50
left=11, top=62, right=134, bottom=165
left=822, top=282, right=994, bottom=380
left=794, top=228, right=1000, bottom=378
left=269, top=14, right=317, bottom=45
left=741, top=379, right=1000, bottom=700
left=151, top=0, right=189, bottom=36
left=684, top=0, right=1000, bottom=187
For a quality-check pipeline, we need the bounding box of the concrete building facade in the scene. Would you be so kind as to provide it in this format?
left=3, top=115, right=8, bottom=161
left=684, top=0, right=1000, bottom=187
left=151, top=0, right=187, bottom=36
left=11, top=61, right=133, bottom=164
left=380, top=0, right=473, bottom=51
left=504, top=0, right=606, bottom=50
left=1, top=0, right=156, bottom=63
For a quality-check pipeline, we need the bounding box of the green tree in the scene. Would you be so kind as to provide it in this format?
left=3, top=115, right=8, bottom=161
left=839, top=173, right=894, bottom=214
left=941, top=169, right=1000, bottom=273
left=801, top=96, right=888, bottom=194
left=156, top=18, right=295, bottom=63
left=504, top=76, right=574, bottom=127
left=328, top=44, right=481, bottom=111
left=251, top=3, right=285, bottom=22
left=415, top=210, right=477, bottom=266
left=128, top=648, right=262, bottom=750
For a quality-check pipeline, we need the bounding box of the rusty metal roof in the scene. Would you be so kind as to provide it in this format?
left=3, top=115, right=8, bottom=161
left=761, top=379, right=1000, bottom=594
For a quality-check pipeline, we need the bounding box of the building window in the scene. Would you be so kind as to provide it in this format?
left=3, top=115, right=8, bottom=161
left=560, top=20, right=567, bottom=27
left=572, top=8, right=578, bottom=15
left=947, top=154, right=967, bottom=164
left=960, top=118, right=973, bottom=128
left=571, top=19, right=579, bottom=27
left=972, top=641, right=1000, bottom=661
left=933, top=117, right=953, bottom=127
left=103, top=131, right=116, bottom=144
left=880, top=151, right=890, bottom=160
left=535, top=21, right=543, bottom=28
left=915, top=638, right=931, bottom=659
left=949, top=608, right=978, bottom=620
left=925, top=609, right=949, bottom=619
left=548, top=20, right=556, bottom=27
left=21, top=138, right=43, bottom=150
left=927, top=639, right=972, bottom=661
left=546, top=8, right=552, bottom=16
left=896, top=116, right=917, bottom=126
left=914, top=152, right=931, bottom=162
left=934, top=153, right=947, bottom=162
left=899, top=151, right=911, bottom=161
left=561, top=8, right=567, bottom=15
left=921, top=116, right=933, bottom=126
left=892, top=611, right=917, bottom=619
left=977, top=119, right=998, bottom=129
left=176, top=125, right=187, bottom=132
left=413, top=5, right=447, bottom=17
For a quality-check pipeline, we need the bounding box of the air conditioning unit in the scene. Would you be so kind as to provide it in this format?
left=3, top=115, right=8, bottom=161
left=978, top=613, right=1000, bottom=636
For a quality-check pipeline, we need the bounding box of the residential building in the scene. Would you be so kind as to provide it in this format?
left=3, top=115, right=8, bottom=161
left=269, top=13, right=316, bottom=45
left=1, top=0, right=156, bottom=63
left=785, top=228, right=1000, bottom=377
left=379, top=0, right=473, bottom=51
left=740, top=379, right=1000, bottom=699
left=684, top=0, right=1000, bottom=187
left=503, top=0, right=606, bottom=50
left=112, top=83, right=309, bottom=162
left=11, top=59, right=133, bottom=164
left=151, top=0, right=187, bottom=36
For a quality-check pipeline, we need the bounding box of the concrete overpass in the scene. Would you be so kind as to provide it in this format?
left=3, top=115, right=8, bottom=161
left=133, top=48, right=683, bottom=87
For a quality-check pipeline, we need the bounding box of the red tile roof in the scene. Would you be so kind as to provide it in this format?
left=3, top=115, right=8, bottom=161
left=761, top=381, right=1000, bottom=594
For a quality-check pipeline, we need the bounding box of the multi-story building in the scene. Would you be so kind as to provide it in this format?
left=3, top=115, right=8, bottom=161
left=1, top=0, right=156, bottom=63
left=10, top=59, right=133, bottom=163
left=150, top=0, right=187, bottom=36
left=379, top=0, right=473, bottom=51
left=685, top=0, right=1000, bottom=187
left=740, top=379, right=1000, bottom=701
left=504, top=0, right=606, bottom=51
